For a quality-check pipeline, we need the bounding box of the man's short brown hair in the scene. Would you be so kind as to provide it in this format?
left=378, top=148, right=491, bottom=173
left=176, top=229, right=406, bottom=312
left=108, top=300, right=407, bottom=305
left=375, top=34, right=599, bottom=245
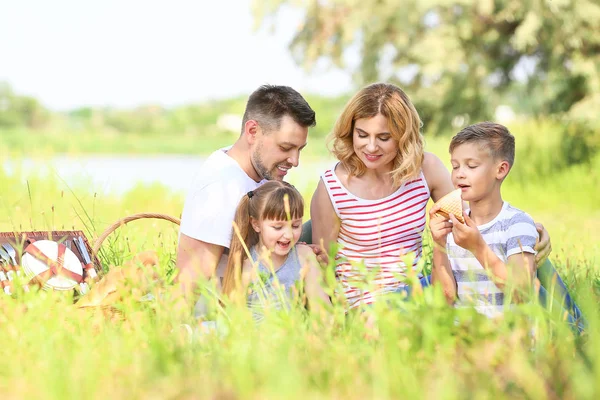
left=449, top=122, right=515, bottom=167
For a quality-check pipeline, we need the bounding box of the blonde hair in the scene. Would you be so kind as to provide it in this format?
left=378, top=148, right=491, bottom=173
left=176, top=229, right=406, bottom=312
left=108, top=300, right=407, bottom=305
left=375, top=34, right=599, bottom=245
left=329, top=83, right=424, bottom=188
left=222, top=181, right=304, bottom=296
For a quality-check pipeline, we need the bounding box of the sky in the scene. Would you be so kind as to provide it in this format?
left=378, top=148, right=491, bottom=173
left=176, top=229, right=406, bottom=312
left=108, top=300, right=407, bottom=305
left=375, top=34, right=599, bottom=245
left=0, top=0, right=354, bottom=110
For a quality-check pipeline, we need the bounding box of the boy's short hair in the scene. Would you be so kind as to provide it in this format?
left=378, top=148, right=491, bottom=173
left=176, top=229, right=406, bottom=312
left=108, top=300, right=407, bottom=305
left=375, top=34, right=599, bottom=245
left=449, top=122, right=515, bottom=167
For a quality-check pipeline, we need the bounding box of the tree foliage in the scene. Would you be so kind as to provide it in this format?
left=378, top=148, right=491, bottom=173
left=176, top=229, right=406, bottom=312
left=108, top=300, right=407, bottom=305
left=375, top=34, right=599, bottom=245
left=254, top=0, right=600, bottom=133
left=0, top=82, right=50, bottom=129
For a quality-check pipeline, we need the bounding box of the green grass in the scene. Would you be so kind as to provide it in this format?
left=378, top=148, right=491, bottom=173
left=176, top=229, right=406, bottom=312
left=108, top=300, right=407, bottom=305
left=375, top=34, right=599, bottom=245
left=0, top=136, right=599, bottom=398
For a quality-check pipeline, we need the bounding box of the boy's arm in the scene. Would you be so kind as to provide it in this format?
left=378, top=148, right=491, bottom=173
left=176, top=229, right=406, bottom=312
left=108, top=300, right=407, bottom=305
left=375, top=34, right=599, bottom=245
left=450, top=213, right=536, bottom=297
left=470, top=242, right=535, bottom=299
left=428, top=204, right=457, bottom=304
left=431, top=245, right=457, bottom=304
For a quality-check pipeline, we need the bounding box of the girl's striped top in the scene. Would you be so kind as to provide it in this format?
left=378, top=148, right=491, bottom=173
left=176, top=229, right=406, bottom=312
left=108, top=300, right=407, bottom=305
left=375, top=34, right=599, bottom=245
left=321, top=163, right=430, bottom=309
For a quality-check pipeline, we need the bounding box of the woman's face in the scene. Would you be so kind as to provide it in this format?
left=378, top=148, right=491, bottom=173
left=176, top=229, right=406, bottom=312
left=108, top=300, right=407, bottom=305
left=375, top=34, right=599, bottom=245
left=352, top=113, right=398, bottom=171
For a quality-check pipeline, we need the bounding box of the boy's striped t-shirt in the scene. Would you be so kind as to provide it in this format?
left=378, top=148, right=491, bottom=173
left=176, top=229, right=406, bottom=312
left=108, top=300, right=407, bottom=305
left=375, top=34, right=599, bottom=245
left=447, top=202, right=538, bottom=318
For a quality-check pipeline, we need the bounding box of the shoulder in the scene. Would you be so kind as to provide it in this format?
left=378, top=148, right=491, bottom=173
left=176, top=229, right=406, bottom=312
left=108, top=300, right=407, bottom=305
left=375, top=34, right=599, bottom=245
left=295, top=243, right=314, bottom=257
left=187, top=150, right=257, bottom=199
left=295, top=244, right=318, bottom=263
left=501, top=204, right=536, bottom=228
left=422, top=152, right=446, bottom=174
left=422, top=152, right=453, bottom=202
left=500, top=204, right=538, bottom=255
left=320, top=162, right=347, bottom=183
left=198, top=149, right=252, bottom=185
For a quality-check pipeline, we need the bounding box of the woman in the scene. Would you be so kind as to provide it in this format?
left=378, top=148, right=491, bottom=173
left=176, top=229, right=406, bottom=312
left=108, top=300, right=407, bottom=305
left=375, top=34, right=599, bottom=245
left=311, top=83, right=454, bottom=308
left=310, top=83, right=579, bottom=319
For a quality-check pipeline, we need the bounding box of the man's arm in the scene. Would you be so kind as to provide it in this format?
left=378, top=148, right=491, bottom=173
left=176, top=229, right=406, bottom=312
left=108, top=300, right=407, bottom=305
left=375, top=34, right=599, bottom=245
left=175, top=233, right=225, bottom=300
left=534, top=222, right=552, bottom=266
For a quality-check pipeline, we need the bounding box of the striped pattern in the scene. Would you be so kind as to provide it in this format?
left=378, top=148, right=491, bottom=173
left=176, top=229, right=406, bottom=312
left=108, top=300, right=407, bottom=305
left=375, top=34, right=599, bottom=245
left=448, top=202, right=538, bottom=318
left=321, top=164, right=430, bottom=309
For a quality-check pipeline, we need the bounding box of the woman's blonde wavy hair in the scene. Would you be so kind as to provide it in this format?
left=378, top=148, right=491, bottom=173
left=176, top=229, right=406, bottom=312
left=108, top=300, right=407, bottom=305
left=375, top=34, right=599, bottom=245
left=329, top=83, right=424, bottom=188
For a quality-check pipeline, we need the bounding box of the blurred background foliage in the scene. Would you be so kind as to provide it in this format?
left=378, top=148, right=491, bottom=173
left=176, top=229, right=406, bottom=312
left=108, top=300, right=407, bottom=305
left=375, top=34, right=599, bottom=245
left=254, top=0, right=600, bottom=128
left=1, top=0, right=598, bottom=170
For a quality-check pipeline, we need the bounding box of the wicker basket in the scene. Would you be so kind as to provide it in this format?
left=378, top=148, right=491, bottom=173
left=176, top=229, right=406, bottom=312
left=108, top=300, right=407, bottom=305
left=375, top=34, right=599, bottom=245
left=82, top=213, right=181, bottom=317
left=92, top=212, right=181, bottom=256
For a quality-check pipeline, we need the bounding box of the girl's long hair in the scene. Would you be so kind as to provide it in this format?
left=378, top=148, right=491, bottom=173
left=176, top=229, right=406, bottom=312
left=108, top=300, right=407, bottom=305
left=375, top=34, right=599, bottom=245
left=222, top=181, right=304, bottom=296
left=329, top=82, right=424, bottom=188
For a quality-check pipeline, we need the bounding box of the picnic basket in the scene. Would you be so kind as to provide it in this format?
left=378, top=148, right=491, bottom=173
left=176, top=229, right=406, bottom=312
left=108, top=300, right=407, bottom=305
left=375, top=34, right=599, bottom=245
left=0, top=213, right=180, bottom=301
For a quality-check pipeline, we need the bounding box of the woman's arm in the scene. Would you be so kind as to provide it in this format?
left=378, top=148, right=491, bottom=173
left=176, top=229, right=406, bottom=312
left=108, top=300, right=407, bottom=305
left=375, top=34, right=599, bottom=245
left=422, top=152, right=455, bottom=203
left=310, top=179, right=341, bottom=256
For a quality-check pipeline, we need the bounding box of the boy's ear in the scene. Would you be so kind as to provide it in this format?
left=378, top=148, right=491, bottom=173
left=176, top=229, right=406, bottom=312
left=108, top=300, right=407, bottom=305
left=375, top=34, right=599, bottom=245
left=250, top=217, right=261, bottom=233
left=496, top=160, right=510, bottom=180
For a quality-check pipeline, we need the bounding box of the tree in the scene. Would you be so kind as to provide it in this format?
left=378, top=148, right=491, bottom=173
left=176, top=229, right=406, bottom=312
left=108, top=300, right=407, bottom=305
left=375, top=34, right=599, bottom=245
left=253, top=0, right=600, bottom=134
left=0, top=82, right=49, bottom=129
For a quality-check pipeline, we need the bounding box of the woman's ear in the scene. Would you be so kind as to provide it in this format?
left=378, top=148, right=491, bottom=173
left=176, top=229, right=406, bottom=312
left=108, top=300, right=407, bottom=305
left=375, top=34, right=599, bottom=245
left=250, top=217, right=261, bottom=233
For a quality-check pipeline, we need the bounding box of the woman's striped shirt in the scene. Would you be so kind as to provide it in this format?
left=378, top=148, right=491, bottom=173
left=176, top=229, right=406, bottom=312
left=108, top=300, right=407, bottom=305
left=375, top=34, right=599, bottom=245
left=321, top=164, right=430, bottom=309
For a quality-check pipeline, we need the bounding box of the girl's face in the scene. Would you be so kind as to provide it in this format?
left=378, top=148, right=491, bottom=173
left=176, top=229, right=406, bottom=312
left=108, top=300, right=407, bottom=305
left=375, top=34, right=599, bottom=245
left=353, top=113, right=398, bottom=172
left=252, top=217, right=303, bottom=257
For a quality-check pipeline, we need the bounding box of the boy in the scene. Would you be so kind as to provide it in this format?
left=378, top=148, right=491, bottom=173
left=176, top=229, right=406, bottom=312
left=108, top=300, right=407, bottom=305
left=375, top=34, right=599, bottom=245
left=429, top=122, right=538, bottom=318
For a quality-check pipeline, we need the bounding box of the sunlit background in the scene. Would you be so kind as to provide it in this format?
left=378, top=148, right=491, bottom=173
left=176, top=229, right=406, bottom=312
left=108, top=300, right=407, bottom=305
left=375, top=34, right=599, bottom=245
left=1, top=1, right=599, bottom=398
left=1, top=0, right=352, bottom=109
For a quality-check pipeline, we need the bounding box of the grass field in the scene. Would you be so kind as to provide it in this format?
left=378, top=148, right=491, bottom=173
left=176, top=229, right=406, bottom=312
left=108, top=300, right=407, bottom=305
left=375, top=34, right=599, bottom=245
left=0, top=132, right=599, bottom=399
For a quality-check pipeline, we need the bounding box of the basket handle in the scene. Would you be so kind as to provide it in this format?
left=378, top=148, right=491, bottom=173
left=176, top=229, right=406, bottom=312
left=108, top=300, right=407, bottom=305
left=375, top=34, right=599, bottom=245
left=92, top=213, right=181, bottom=255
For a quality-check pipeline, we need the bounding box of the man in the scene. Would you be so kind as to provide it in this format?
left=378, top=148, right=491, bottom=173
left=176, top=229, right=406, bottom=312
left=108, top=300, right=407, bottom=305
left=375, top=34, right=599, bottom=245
left=176, top=85, right=316, bottom=300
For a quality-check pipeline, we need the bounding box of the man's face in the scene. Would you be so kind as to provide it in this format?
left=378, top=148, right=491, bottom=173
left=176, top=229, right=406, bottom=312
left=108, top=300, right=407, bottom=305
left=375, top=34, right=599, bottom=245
left=251, top=115, right=308, bottom=181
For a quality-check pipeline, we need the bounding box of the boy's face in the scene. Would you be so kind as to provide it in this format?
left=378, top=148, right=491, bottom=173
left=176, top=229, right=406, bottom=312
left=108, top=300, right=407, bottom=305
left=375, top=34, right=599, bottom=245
left=450, top=142, right=509, bottom=202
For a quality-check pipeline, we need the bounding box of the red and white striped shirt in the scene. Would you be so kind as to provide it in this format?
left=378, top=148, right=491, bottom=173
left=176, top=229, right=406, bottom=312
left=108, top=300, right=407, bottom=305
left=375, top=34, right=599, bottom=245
left=321, top=164, right=430, bottom=309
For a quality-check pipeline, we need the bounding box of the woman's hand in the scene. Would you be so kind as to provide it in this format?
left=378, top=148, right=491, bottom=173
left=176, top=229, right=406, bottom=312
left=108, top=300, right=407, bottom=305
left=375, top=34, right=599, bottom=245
left=534, top=222, right=552, bottom=266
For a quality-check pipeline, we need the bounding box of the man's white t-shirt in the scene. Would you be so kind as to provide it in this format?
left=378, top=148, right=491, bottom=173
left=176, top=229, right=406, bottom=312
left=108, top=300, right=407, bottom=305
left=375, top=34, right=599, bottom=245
left=180, top=148, right=263, bottom=277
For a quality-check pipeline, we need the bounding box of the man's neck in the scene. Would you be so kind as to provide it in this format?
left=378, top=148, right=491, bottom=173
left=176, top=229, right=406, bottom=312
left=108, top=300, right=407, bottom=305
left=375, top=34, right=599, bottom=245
left=468, top=191, right=504, bottom=226
left=226, top=140, right=262, bottom=182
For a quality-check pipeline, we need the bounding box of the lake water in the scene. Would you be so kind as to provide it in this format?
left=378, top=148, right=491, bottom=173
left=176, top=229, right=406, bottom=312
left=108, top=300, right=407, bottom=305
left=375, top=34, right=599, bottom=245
left=3, top=155, right=332, bottom=196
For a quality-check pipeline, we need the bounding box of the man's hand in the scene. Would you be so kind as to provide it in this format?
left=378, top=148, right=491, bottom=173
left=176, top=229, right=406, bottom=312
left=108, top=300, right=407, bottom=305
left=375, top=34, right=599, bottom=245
left=429, top=204, right=453, bottom=247
left=534, top=222, right=552, bottom=267
left=450, top=212, right=485, bottom=253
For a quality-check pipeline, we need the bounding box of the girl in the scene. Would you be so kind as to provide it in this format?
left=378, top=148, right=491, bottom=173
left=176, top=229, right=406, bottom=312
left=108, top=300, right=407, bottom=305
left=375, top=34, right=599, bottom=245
left=222, top=181, right=330, bottom=321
